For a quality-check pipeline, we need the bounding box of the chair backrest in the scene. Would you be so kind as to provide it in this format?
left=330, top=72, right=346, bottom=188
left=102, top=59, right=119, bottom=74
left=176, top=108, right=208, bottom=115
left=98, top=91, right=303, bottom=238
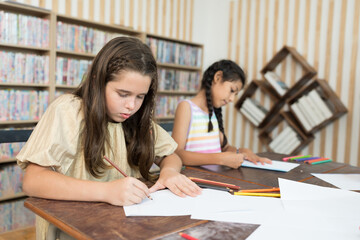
left=158, top=122, right=174, bottom=133
left=0, top=129, right=33, bottom=144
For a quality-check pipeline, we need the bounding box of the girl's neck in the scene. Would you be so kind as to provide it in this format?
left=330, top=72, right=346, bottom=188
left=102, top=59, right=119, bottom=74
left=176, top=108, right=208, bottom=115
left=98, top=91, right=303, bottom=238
left=192, top=89, right=210, bottom=113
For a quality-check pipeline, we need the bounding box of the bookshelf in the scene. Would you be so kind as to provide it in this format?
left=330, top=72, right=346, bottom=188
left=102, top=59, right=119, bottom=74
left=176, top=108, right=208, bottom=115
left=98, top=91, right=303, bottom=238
left=145, top=33, right=203, bottom=122
left=287, top=79, right=347, bottom=134
left=0, top=1, right=204, bottom=234
left=235, top=46, right=347, bottom=155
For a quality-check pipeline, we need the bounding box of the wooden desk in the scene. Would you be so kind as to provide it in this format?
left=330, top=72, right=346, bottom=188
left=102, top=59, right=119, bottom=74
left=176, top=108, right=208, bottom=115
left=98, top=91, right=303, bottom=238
left=24, top=152, right=360, bottom=240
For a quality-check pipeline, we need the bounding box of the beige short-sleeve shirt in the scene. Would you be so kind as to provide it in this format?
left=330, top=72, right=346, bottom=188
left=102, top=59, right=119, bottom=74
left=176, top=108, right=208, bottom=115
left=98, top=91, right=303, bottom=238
left=17, top=94, right=177, bottom=239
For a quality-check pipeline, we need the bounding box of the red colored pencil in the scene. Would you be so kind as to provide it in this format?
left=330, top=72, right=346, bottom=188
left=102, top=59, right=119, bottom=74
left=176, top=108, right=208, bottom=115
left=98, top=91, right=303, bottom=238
left=189, top=177, right=241, bottom=190
left=179, top=232, right=199, bottom=240
left=104, top=155, right=128, bottom=177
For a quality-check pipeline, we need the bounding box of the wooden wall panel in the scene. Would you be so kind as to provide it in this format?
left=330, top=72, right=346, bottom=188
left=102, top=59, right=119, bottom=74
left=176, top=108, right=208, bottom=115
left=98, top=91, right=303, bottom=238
left=20, top=0, right=193, bottom=41
left=226, top=0, right=360, bottom=167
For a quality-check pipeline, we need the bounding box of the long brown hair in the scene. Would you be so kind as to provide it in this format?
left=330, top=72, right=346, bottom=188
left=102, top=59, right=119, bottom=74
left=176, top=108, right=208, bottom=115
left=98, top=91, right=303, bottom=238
left=74, top=37, right=158, bottom=180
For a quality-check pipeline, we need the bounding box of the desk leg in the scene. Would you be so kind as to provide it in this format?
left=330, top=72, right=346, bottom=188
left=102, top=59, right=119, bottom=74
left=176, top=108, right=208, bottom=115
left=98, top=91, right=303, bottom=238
left=46, top=223, right=59, bottom=240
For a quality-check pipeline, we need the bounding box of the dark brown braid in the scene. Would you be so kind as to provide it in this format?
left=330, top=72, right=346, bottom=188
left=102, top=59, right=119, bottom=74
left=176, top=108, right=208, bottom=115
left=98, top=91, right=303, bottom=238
left=200, top=60, right=246, bottom=148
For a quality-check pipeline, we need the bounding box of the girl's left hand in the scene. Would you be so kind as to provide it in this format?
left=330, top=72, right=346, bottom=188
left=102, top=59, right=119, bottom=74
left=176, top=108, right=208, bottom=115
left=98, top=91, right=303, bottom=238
left=149, top=168, right=202, bottom=197
left=240, top=148, right=272, bottom=165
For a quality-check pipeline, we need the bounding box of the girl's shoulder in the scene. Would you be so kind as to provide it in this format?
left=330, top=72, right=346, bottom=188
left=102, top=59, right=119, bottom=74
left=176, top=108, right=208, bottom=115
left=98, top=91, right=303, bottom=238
left=49, top=94, right=82, bottom=113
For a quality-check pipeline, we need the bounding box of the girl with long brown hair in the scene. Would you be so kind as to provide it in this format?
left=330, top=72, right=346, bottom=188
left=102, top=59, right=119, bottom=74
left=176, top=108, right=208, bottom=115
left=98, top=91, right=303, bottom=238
left=17, top=37, right=201, bottom=239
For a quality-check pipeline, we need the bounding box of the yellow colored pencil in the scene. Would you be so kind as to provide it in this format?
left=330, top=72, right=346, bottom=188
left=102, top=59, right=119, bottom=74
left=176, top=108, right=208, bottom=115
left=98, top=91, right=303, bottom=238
left=233, top=192, right=281, bottom=198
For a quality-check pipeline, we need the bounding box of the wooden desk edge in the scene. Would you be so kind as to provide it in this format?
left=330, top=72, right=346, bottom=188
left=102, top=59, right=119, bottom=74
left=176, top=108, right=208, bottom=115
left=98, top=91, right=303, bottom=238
left=24, top=199, right=92, bottom=240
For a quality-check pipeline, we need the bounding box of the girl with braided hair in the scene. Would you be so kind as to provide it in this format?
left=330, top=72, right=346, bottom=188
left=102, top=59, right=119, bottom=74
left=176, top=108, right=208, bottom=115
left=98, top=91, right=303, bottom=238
left=18, top=37, right=201, bottom=240
left=172, top=60, right=271, bottom=169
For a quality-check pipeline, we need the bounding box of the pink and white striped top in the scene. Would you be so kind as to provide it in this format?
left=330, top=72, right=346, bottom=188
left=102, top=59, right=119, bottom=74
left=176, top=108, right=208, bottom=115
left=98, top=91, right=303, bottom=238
left=184, top=100, right=221, bottom=153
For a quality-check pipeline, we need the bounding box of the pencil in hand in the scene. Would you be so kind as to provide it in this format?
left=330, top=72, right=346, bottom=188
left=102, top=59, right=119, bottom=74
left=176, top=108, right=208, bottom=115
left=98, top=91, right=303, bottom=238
left=103, top=155, right=153, bottom=200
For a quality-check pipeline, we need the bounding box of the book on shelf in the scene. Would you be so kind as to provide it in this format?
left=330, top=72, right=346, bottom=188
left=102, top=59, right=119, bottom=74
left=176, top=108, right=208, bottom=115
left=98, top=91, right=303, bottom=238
left=303, top=95, right=326, bottom=125
left=308, top=89, right=333, bottom=120
left=297, top=97, right=318, bottom=127
left=277, top=135, right=301, bottom=154
left=264, top=71, right=289, bottom=96
left=242, top=98, right=268, bottom=123
left=239, top=107, right=260, bottom=126
left=269, top=126, right=296, bottom=151
left=290, top=102, right=312, bottom=132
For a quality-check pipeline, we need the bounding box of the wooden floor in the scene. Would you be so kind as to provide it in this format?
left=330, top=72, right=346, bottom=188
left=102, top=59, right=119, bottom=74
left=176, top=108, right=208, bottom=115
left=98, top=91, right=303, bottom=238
left=0, top=227, right=35, bottom=240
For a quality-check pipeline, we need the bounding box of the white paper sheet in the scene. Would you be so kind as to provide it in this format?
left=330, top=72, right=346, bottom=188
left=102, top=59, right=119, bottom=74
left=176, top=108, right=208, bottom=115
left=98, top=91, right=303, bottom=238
left=311, top=173, right=360, bottom=190
left=241, top=160, right=299, bottom=172
left=124, top=189, right=253, bottom=216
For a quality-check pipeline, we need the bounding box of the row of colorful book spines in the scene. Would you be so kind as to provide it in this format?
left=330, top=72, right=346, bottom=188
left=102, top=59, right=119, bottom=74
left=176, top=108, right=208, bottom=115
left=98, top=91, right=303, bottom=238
left=158, top=69, right=200, bottom=81
left=55, top=57, right=92, bottom=86
left=57, top=22, right=125, bottom=54
left=0, top=199, right=35, bottom=234
left=146, top=38, right=202, bottom=67
left=0, top=165, right=24, bottom=197
left=0, top=142, right=25, bottom=160
left=0, top=11, right=49, bottom=47
left=0, top=90, right=48, bottom=121
left=155, top=96, right=189, bottom=117
left=158, top=74, right=200, bottom=91
left=154, top=46, right=202, bottom=67
left=0, top=51, right=49, bottom=84
left=158, top=80, right=199, bottom=91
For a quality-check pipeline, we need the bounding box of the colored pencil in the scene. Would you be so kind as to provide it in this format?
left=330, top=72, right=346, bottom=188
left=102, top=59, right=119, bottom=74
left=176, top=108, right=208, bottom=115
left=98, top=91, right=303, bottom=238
left=289, top=155, right=312, bottom=160
left=195, top=183, right=230, bottom=192
left=282, top=155, right=303, bottom=161
left=294, top=157, right=322, bottom=162
left=103, top=155, right=153, bottom=200
left=189, top=177, right=241, bottom=190
left=179, top=232, right=199, bottom=240
left=309, top=159, right=332, bottom=165
left=239, top=187, right=280, bottom=193
left=305, top=158, right=331, bottom=164
left=233, top=192, right=281, bottom=197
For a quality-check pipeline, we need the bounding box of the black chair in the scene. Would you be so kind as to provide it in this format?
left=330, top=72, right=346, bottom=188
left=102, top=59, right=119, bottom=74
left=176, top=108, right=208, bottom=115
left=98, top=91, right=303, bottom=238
left=0, top=129, right=33, bottom=144
left=158, top=122, right=174, bottom=132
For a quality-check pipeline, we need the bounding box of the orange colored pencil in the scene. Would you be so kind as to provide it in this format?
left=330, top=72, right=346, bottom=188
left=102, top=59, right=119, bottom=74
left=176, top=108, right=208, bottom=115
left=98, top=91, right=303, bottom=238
left=239, top=187, right=280, bottom=193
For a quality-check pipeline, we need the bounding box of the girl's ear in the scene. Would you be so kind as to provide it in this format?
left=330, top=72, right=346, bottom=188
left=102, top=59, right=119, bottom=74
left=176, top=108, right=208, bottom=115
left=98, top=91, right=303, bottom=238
left=213, top=70, right=223, bottom=84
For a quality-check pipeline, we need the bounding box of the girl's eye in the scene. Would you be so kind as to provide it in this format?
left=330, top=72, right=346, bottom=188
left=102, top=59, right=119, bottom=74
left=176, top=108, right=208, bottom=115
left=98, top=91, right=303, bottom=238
left=118, top=93, right=128, bottom=97
left=137, top=95, right=145, bottom=100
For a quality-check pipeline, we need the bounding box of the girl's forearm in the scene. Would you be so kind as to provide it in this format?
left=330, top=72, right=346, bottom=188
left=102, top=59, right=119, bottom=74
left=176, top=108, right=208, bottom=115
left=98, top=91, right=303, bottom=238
left=23, top=163, right=107, bottom=202
left=175, top=149, right=224, bottom=166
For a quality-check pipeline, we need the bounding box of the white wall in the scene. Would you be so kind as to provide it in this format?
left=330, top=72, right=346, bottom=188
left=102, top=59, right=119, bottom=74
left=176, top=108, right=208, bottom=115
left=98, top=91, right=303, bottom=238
left=192, top=0, right=232, bottom=70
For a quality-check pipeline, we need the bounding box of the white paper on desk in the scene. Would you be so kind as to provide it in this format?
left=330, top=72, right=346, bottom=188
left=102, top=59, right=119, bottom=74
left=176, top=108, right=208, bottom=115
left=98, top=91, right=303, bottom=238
left=247, top=224, right=360, bottom=240
left=123, top=189, right=253, bottom=217
left=278, top=177, right=360, bottom=200
left=278, top=178, right=360, bottom=220
left=311, top=173, right=360, bottom=190
left=241, top=160, right=299, bottom=172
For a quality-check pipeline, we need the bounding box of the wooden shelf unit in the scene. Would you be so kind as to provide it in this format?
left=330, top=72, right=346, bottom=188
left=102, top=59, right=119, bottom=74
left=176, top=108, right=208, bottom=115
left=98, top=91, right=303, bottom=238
left=260, top=45, right=317, bottom=99
left=287, top=79, right=348, bottom=134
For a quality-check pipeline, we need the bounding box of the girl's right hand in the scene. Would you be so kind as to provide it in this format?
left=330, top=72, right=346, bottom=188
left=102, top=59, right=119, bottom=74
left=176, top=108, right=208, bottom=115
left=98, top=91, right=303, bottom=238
left=221, top=152, right=245, bottom=169
left=103, top=177, right=150, bottom=206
